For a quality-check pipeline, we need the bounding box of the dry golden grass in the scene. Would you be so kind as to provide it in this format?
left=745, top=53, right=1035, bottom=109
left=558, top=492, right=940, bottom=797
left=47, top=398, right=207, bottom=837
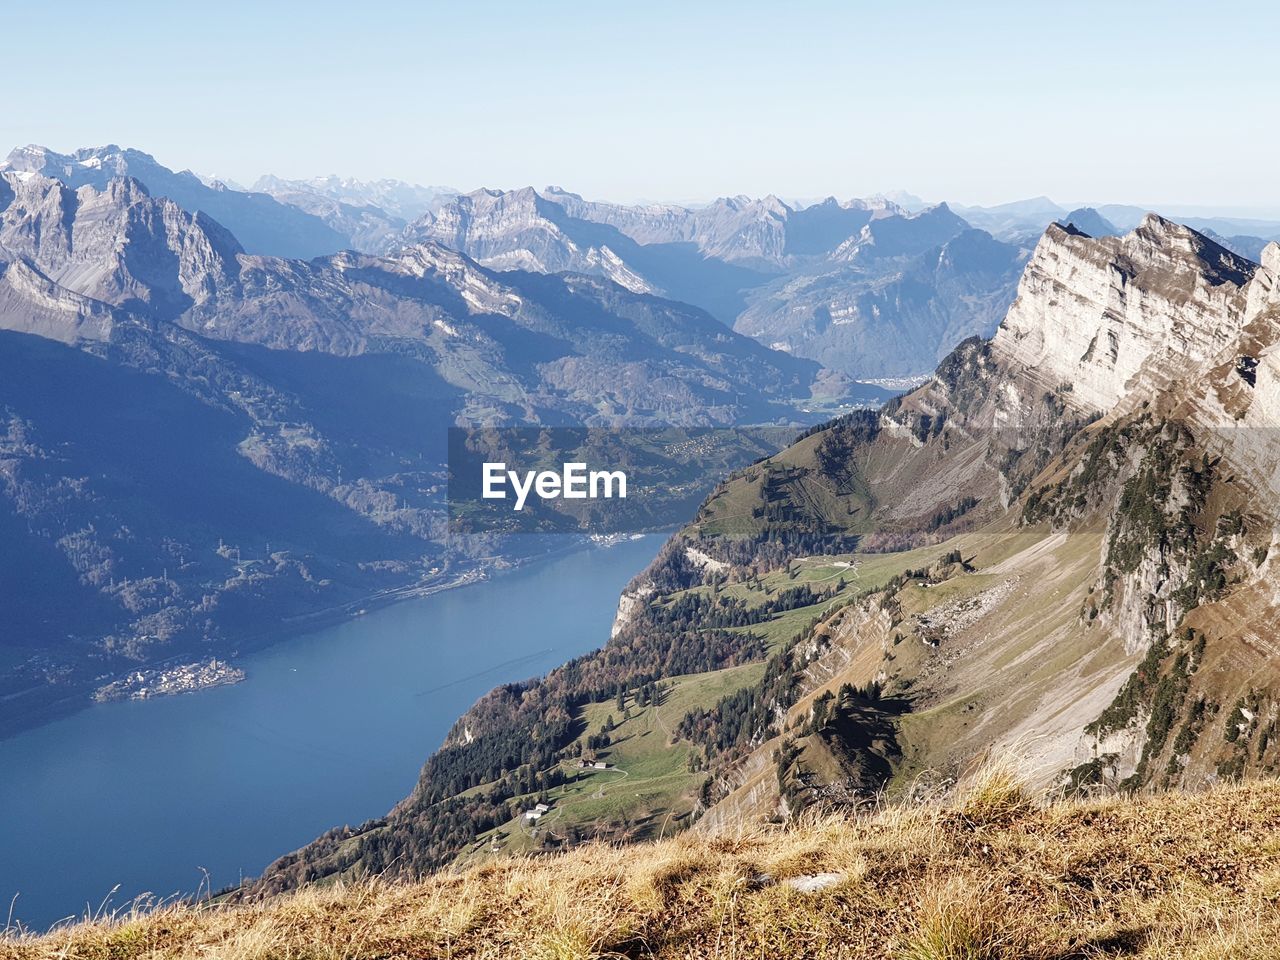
left=7, top=773, right=1280, bottom=959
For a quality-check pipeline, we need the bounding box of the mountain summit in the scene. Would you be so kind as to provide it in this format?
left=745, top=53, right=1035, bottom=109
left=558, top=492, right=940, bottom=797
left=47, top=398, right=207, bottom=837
left=2, top=145, right=347, bottom=258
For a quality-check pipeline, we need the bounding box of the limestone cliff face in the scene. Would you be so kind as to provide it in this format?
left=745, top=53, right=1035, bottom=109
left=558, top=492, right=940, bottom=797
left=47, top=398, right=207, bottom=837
left=0, top=172, right=242, bottom=321
left=991, top=216, right=1257, bottom=413
left=1186, top=241, right=1280, bottom=498
left=406, top=187, right=654, bottom=293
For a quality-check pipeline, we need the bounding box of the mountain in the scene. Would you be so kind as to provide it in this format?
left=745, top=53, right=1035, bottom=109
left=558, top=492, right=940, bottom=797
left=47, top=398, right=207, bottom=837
left=1056, top=206, right=1119, bottom=237
left=736, top=227, right=1029, bottom=378
left=1097, top=203, right=1280, bottom=244
left=405, top=187, right=660, bottom=291
left=252, top=174, right=454, bottom=222
left=2, top=145, right=348, bottom=259
left=1199, top=227, right=1269, bottom=262
left=0, top=170, right=847, bottom=420
left=246, top=179, right=406, bottom=254
left=0, top=169, right=869, bottom=736
left=828, top=202, right=971, bottom=261
left=398, top=186, right=813, bottom=323
left=951, top=196, right=1066, bottom=237
left=951, top=199, right=1280, bottom=251
left=253, top=213, right=1280, bottom=895
left=539, top=189, right=900, bottom=265
left=870, top=188, right=930, bottom=212
left=251, top=175, right=456, bottom=253
left=403, top=189, right=1024, bottom=377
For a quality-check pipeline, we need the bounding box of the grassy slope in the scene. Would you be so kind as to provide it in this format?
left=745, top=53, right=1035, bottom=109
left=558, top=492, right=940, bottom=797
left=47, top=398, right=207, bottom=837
left=12, top=773, right=1280, bottom=959
left=460, top=662, right=766, bottom=863
left=450, top=541, right=956, bottom=862
left=883, top=523, right=1136, bottom=793
left=492, top=541, right=961, bottom=837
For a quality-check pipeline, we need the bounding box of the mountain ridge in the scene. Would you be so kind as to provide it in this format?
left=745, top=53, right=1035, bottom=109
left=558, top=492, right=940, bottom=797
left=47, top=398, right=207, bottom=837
left=2, top=145, right=347, bottom=259
left=403, top=186, right=1024, bottom=377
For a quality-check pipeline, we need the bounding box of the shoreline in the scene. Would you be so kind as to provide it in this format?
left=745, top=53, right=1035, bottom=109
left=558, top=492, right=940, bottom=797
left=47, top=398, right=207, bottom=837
left=0, top=532, right=669, bottom=742
left=0, top=531, right=670, bottom=933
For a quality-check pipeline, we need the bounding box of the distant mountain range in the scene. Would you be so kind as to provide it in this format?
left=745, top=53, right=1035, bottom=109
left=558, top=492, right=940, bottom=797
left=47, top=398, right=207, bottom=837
left=400, top=187, right=1029, bottom=378
left=1, top=145, right=348, bottom=259
left=252, top=174, right=456, bottom=222
left=250, top=174, right=456, bottom=253
left=956, top=195, right=1280, bottom=261
left=14, top=144, right=1275, bottom=381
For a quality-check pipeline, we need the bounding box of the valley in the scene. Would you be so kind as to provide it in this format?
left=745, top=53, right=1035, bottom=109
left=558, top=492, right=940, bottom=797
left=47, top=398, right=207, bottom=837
left=8, top=6, right=1280, bottom=956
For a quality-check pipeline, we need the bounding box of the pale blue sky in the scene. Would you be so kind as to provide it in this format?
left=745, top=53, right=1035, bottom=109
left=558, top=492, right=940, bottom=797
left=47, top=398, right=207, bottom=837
left=6, top=1, right=1278, bottom=210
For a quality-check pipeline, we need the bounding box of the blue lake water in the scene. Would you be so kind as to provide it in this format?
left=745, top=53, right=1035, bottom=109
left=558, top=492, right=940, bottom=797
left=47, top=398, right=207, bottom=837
left=0, top=535, right=662, bottom=930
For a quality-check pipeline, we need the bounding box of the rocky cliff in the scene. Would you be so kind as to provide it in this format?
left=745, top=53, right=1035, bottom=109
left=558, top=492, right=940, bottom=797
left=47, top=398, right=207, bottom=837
left=2, top=145, right=347, bottom=258
left=991, top=215, right=1257, bottom=412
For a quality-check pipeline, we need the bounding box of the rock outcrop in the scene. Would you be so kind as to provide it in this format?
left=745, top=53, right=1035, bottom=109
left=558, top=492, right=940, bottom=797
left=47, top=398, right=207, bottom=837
left=991, top=215, right=1257, bottom=412
left=3, top=144, right=347, bottom=258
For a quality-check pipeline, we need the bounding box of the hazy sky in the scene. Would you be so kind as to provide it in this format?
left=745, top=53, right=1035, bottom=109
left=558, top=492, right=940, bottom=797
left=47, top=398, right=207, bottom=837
left=6, top=0, right=1278, bottom=211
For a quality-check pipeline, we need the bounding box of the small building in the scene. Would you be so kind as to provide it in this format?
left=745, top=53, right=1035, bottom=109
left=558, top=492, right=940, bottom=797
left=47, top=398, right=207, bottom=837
left=592, top=761, right=609, bottom=770
left=524, top=809, right=543, bottom=821
left=534, top=803, right=551, bottom=814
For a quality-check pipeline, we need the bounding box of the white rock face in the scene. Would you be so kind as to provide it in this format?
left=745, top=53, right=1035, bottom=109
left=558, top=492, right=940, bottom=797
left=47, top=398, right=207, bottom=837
left=0, top=258, right=117, bottom=343
left=0, top=171, right=242, bottom=318
left=1182, top=239, right=1280, bottom=499
left=980, top=219, right=1280, bottom=506
left=406, top=187, right=655, bottom=293
left=610, top=582, right=655, bottom=638
left=991, top=216, right=1256, bottom=413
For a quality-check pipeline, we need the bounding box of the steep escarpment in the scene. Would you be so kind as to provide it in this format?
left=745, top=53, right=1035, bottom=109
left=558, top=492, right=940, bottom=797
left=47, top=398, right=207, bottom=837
left=991, top=216, right=1256, bottom=410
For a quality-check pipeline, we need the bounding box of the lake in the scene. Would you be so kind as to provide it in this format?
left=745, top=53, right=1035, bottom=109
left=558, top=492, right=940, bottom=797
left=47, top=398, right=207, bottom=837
left=0, top=535, right=662, bottom=930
